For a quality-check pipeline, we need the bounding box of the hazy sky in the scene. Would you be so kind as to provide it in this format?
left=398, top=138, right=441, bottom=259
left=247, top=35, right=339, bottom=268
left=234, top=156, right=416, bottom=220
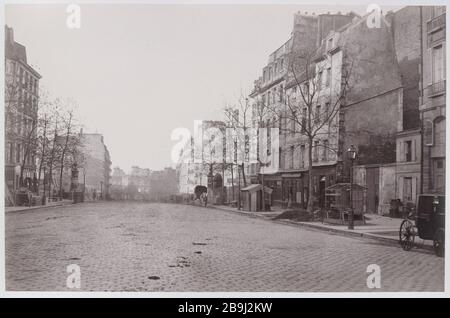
left=5, top=3, right=400, bottom=172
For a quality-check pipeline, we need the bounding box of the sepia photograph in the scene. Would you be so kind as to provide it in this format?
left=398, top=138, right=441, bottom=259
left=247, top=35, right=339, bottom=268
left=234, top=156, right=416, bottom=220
left=1, top=0, right=447, bottom=297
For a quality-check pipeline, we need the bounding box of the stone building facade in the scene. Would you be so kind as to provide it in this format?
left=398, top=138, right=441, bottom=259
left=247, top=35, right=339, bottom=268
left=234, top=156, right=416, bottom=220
left=420, top=6, right=446, bottom=195
left=249, top=11, right=356, bottom=207
left=79, top=133, right=112, bottom=200
left=348, top=6, right=446, bottom=213
left=4, top=25, right=41, bottom=204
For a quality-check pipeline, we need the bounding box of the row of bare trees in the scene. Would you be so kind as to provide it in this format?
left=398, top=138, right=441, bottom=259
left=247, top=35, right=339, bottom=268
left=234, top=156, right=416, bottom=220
left=5, top=79, right=85, bottom=200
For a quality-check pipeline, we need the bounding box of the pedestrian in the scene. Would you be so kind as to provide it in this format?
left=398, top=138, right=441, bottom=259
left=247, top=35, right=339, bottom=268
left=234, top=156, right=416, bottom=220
left=93, top=189, right=97, bottom=201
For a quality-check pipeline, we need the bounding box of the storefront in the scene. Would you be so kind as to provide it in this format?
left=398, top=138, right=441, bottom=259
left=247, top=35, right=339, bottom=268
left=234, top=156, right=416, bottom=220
left=259, top=173, right=282, bottom=206
left=280, top=165, right=338, bottom=209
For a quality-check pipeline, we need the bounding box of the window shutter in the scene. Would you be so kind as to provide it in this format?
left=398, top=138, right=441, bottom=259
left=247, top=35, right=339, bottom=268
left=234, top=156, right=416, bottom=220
left=424, top=120, right=434, bottom=146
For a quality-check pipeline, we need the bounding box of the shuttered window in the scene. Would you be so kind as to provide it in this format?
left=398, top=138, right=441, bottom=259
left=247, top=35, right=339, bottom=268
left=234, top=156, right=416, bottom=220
left=424, top=120, right=434, bottom=146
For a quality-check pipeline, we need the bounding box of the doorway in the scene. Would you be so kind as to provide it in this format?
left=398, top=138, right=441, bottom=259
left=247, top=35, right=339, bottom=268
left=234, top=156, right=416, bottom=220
left=366, top=167, right=380, bottom=214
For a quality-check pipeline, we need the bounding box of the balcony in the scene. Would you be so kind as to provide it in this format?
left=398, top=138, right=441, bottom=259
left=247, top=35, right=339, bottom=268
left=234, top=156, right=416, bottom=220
left=427, top=13, right=446, bottom=47
left=427, top=80, right=446, bottom=97
left=427, top=13, right=445, bottom=33
left=428, top=28, right=446, bottom=47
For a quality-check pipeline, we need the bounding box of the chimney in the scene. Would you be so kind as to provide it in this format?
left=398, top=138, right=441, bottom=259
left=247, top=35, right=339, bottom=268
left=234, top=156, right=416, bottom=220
left=5, top=25, right=14, bottom=44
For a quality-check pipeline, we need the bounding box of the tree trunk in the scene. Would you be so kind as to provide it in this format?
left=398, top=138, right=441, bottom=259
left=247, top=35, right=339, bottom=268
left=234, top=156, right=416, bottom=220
left=241, top=162, right=247, bottom=187
left=59, top=159, right=65, bottom=199
left=307, top=138, right=314, bottom=212
left=230, top=164, right=235, bottom=201
left=37, top=123, right=48, bottom=192
left=261, top=172, right=265, bottom=211
left=48, top=165, right=52, bottom=199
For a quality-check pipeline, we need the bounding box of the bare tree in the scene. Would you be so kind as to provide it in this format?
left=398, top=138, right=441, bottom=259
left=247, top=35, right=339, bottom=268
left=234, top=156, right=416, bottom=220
left=36, top=90, right=54, bottom=193
left=57, top=108, right=75, bottom=198
left=45, top=99, right=62, bottom=200
left=260, top=48, right=353, bottom=212
left=223, top=93, right=253, bottom=207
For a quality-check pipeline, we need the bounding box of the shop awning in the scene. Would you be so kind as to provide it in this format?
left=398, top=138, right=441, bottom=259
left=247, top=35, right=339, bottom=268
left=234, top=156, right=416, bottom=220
left=241, top=184, right=273, bottom=194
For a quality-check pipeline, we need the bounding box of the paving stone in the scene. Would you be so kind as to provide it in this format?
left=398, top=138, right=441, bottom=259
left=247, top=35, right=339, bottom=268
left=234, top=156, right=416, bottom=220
left=5, top=201, right=444, bottom=292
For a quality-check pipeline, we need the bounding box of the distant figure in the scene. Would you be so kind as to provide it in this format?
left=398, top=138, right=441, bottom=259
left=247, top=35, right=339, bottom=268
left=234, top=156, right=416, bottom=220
left=93, top=189, right=97, bottom=201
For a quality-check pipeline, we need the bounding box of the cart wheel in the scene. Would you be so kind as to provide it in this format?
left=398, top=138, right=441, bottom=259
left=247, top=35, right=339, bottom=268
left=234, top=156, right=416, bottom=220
left=433, top=228, right=445, bottom=257
left=399, top=219, right=415, bottom=251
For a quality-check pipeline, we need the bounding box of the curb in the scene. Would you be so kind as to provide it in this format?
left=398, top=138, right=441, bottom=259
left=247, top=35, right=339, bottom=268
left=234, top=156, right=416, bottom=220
left=5, top=201, right=74, bottom=213
left=209, top=204, right=434, bottom=251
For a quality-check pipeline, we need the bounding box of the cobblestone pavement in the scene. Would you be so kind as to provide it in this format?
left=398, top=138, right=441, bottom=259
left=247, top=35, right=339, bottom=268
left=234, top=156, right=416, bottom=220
left=5, top=202, right=445, bottom=292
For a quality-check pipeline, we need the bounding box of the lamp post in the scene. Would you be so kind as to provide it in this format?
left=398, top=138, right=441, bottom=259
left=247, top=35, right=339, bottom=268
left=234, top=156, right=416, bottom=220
left=347, top=145, right=357, bottom=230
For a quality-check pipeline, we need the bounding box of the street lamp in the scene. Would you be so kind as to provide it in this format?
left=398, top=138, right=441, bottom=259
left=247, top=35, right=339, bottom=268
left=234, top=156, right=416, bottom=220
left=347, top=145, right=357, bottom=230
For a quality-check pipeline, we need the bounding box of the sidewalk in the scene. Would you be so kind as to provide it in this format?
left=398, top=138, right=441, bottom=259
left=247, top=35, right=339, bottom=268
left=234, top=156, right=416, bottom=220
left=211, top=205, right=433, bottom=249
left=5, top=199, right=73, bottom=213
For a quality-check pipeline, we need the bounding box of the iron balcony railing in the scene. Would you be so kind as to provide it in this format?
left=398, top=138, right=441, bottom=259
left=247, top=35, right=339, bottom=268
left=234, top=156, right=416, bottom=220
left=427, top=80, right=446, bottom=97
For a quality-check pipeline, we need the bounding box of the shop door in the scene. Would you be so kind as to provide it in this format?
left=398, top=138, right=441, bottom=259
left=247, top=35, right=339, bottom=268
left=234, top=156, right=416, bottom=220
left=366, top=167, right=379, bottom=214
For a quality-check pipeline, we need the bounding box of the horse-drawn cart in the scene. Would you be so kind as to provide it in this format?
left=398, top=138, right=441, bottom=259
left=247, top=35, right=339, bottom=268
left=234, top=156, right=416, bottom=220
left=399, top=194, right=445, bottom=257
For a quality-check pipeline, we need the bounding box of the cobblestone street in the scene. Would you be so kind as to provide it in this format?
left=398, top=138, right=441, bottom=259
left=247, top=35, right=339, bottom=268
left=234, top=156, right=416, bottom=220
left=5, top=202, right=445, bottom=292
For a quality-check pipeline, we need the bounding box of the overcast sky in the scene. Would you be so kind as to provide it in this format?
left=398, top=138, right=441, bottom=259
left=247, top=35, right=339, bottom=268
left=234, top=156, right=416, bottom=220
left=5, top=3, right=401, bottom=172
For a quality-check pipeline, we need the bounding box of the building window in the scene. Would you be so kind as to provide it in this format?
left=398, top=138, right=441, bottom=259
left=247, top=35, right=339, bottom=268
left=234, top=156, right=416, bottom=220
left=434, top=117, right=446, bottom=149
left=17, top=115, right=22, bottom=135
left=327, top=38, right=333, bottom=50
left=290, top=146, right=295, bottom=169
left=432, top=45, right=445, bottom=83
left=267, top=119, right=271, bottom=156
left=325, top=102, right=330, bottom=119
left=404, top=140, right=412, bottom=162
left=424, top=119, right=434, bottom=146
left=315, top=105, right=321, bottom=124
left=279, top=147, right=282, bottom=169
left=291, top=111, right=296, bottom=135
left=300, top=145, right=305, bottom=167
left=301, top=108, right=307, bottom=133
left=403, top=177, right=413, bottom=202
left=313, top=140, right=319, bottom=162
left=432, top=158, right=445, bottom=192
left=6, top=143, right=12, bottom=164
left=325, top=68, right=331, bottom=87
left=16, top=143, right=21, bottom=163
left=323, top=140, right=329, bottom=161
